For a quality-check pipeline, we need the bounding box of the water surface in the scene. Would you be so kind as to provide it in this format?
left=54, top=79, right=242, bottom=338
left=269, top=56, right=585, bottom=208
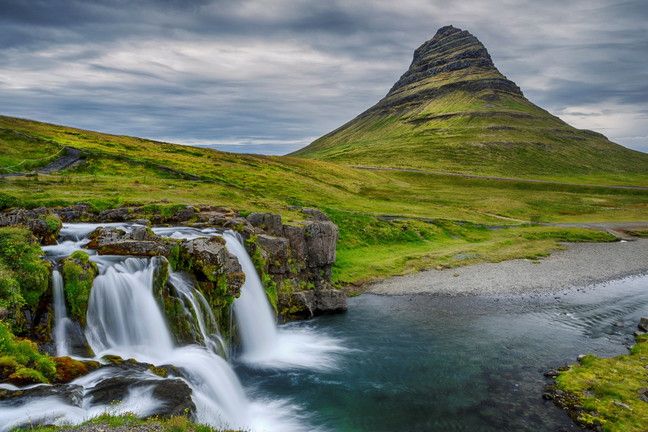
left=238, top=274, right=648, bottom=431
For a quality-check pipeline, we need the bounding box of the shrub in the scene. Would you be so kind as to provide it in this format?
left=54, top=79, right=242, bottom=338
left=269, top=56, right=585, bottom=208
left=0, top=321, right=56, bottom=384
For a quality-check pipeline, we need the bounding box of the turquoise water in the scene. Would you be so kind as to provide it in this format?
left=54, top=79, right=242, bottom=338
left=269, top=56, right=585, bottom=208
left=237, top=274, right=648, bottom=431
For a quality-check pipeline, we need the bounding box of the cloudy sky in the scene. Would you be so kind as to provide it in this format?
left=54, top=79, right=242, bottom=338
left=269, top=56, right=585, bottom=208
left=1, top=0, right=647, bottom=154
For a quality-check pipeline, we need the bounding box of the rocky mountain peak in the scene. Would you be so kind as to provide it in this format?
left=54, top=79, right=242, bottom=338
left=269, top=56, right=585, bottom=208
left=387, top=25, right=520, bottom=97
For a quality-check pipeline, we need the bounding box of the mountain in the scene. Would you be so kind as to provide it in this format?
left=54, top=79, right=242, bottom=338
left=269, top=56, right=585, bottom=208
left=292, top=25, right=648, bottom=179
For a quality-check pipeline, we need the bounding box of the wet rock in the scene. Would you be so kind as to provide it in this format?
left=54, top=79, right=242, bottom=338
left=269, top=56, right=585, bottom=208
left=179, top=236, right=244, bottom=296
left=88, top=375, right=195, bottom=418
left=0, top=383, right=84, bottom=407
left=286, top=289, right=347, bottom=319
left=638, top=317, right=648, bottom=332
left=247, top=212, right=283, bottom=236
left=87, top=227, right=175, bottom=257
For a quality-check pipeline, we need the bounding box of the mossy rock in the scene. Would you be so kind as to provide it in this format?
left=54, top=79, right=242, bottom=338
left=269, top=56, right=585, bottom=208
left=61, top=250, right=98, bottom=325
left=0, top=322, right=56, bottom=385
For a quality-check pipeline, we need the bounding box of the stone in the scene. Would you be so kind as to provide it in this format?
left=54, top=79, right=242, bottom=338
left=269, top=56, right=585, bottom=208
left=86, top=226, right=174, bottom=257
left=283, top=224, right=307, bottom=263
left=287, top=288, right=347, bottom=319
left=302, top=208, right=331, bottom=221
left=256, top=234, right=290, bottom=274
left=180, top=236, right=244, bottom=296
left=247, top=212, right=283, bottom=236
left=98, top=207, right=130, bottom=222
left=638, top=317, right=648, bottom=332
left=88, top=375, right=195, bottom=418
left=304, top=220, right=338, bottom=267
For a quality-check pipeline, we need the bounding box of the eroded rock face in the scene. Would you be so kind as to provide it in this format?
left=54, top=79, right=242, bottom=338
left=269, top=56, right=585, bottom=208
left=178, top=236, right=245, bottom=297
left=283, top=289, right=348, bottom=320
left=247, top=212, right=283, bottom=236
left=86, top=226, right=175, bottom=257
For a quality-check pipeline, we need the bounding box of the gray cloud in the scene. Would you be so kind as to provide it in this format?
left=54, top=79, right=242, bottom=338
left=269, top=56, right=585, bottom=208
left=0, top=0, right=647, bottom=154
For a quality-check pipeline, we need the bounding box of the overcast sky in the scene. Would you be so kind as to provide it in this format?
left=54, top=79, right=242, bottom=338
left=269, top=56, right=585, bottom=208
left=1, top=0, right=647, bottom=154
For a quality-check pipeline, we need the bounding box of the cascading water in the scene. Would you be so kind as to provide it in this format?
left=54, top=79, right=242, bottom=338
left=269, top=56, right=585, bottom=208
left=222, top=231, right=347, bottom=370
left=168, top=271, right=227, bottom=356
left=1, top=223, right=341, bottom=431
left=51, top=270, right=72, bottom=356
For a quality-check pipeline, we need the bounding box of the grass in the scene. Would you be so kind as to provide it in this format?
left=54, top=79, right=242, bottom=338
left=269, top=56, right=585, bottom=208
left=0, top=321, right=57, bottom=384
left=294, top=84, right=648, bottom=184
left=554, top=334, right=648, bottom=432
left=12, top=413, right=241, bottom=432
left=0, top=115, right=647, bottom=286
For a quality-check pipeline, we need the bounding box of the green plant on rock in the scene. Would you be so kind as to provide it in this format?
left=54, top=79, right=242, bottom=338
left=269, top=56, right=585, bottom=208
left=553, top=334, right=648, bottom=432
left=0, top=227, right=50, bottom=330
left=61, top=250, right=98, bottom=324
left=0, top=321, right=56, bottom=384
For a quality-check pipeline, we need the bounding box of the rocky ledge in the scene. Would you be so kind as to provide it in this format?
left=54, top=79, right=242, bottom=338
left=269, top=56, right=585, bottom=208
left=0, top=204, right=347, bottom=325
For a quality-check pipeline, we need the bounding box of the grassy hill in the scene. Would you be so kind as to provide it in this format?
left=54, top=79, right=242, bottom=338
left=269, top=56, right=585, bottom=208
left=293, top=26, right=648, bottom=184
left=1, top=114, right=647, bottom=286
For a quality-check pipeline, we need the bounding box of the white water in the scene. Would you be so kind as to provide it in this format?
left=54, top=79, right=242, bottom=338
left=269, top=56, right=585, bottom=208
left=222, top=231, right=347, bottom=370
left=168, top=271, right=227, bottom=356
left=51, top=270, right=72, bottom=356
left=0, top=223, right=345, bottom=431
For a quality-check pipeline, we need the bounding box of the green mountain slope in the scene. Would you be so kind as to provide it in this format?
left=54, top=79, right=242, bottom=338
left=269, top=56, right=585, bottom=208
left=1, top=112, right=648, bottom=285
left=293, top=25, right=648, bottom=180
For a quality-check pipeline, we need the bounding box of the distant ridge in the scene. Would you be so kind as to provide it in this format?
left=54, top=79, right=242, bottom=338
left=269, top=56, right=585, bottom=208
left=292, top=26, right=648, bottom=179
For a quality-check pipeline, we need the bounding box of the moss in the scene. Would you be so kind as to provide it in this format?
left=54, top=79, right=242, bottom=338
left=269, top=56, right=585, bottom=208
left=0, top=321, right=56, bottom=384
left=61, top=250, right=98, bottom=325
left=552, top=334, right=648, bottom=432
left=0, top=227, right=50, bottom=330
left=13, top=412, right=241, bottom=431
left=148, top=365, right=169, bottom=378
left=53, top=356, right=100, bottom=383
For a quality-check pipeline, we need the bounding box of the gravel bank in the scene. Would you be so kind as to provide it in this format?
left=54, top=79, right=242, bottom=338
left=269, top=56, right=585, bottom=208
left=368, top=239, right=648, bottom=296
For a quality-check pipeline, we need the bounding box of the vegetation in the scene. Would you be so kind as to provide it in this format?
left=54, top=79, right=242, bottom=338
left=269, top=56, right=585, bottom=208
left=12, top=412, right=241, bottom=432
left=61, top=250, right=98, bottom=324
left=0, top=321, right=56, bottom=384
left=1, top=115, right=647, bottom=286
left=0, top=227, right=50, bottom=332
left=553, top=334, right=648, bottom=432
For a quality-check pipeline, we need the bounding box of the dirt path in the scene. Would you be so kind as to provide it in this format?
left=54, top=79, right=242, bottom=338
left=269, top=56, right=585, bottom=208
left=368, top=238, right=648, bottom=296
left=353, top=165, right=648, bottom=191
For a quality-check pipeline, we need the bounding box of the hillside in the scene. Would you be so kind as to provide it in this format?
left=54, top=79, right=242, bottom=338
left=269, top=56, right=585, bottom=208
left=293, top=26, right=648, bottom=182
left=1, top=114, right=648, bottom=285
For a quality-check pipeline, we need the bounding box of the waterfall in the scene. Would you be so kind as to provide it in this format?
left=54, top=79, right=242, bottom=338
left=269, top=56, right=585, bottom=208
left=223, top=231, right=347, bottom=370
left=221, top=231, right=279, bottom=357
left=51, top=270, right=72, bottom=356
left=168, top=271, right=228, bottom=357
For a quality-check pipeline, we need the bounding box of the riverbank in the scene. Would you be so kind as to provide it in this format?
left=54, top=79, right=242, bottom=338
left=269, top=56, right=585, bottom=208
left=368, top=239, right=648, bottom=296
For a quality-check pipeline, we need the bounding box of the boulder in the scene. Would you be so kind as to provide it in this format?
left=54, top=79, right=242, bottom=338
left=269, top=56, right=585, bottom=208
left=302, top=208, right=331, bottom=221
left=304, top=220, right=338, bottom=267
left=0, top=208, right=62, bottom=244
left=286, top=289, right=347, bottom=319
left=98, top=207, right=130, bottom=222
left=179, top=236, right=244, bottom=296
left=88, top=375, right=195, bottom=418
left=247, top=212, right=283, bottom=236
left=86, top=226, right=174, bottom=257
left=639, top=317, right=648, bottom=332
left=256, top=234, right=290, bottom=274
left=282, top=224, right=307, bottom=263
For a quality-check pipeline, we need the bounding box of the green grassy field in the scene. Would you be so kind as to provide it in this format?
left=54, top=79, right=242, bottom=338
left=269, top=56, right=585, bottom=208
left=1, top=115, right=647, bottom=285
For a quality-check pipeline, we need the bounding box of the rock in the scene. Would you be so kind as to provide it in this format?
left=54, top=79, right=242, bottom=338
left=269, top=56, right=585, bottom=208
left=282, top=224, right=307, bottom=263
left=638, top=317, right=648, bottom=332
left=179, top=236, right=244, bottom=296
left=133, top=218, right=151, bottom=227
left=54, top=205, right=91, bottom=222
left=304, top=220, right=338, bottom=267
left=86, top=226, right=174, bottom=257
left=0, top=383, right=84, bottom=407
left=256, top=234, right=290, bottom=274
left=167, top=205, right=196, bottom=223
left=302, top=208, right=331, bottom=221
left=247, top=212, right=283, bottom=236
left=0, top=208, right=62, bottom=244
left=639, top=388, right=648, bottom=403
left=287, top=289, right=347, bottom=319
left=98, top=207, right=130, bottom=222
left=612, top=400, right=632, bottom=410
left=88, top=375, right=195, bottom=418
left=577, top=354, right=587, bottom=362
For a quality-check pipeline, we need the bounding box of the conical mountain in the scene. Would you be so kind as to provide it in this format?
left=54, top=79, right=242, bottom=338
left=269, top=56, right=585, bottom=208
left=292, top=26, right=648, bottom=179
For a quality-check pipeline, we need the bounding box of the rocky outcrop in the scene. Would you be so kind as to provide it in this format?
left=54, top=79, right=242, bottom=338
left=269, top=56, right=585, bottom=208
left=0, top=208, right=62, bottom=244
left=245, top=208, right=346, bottom=319
left=86, top=226, right=175, bottom=256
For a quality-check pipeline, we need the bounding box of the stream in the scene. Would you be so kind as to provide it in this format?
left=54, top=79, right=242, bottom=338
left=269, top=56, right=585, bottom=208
left=1, top=222, right=646, bottom=431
